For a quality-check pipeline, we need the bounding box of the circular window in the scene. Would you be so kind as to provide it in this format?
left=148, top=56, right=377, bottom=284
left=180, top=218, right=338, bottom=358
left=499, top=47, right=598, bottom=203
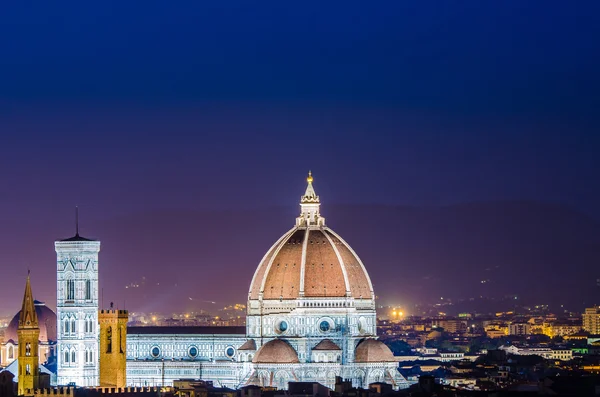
left=225, top=347, right=235, bottom=358
left=319, top=320, right=331, bottom=332
left=277, top=320, right=288, bottom=333
left=188, top=346, right=198, bottom=358
left=150, top=346, right=161, bottom=358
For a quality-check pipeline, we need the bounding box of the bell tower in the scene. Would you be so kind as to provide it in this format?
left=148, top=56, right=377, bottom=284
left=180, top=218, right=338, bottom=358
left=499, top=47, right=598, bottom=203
left=98, top=307, right=128, bottom=388
left=17, top=273, right=40, bottom=396
left=56, top=209, right=100, bottom=386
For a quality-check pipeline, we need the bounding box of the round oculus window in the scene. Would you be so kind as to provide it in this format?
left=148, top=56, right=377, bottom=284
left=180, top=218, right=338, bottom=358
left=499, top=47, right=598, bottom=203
left=278, top=320, right=288, bottom=333
left=319, top=320, right=331, bottom=332
left=188, top=346, right=198, bottom=358
left=151, top=346, right=161, bottom=358
left=225, top=347, right=235, bottom=358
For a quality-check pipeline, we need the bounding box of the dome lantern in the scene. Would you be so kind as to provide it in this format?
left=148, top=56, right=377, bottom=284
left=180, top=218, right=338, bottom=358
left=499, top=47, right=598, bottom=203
left=297, top=171, right=325, bottom=227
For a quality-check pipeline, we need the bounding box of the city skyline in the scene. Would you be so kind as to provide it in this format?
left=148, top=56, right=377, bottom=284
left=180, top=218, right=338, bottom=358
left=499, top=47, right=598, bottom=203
left=2, top=2, right=600, bottom=394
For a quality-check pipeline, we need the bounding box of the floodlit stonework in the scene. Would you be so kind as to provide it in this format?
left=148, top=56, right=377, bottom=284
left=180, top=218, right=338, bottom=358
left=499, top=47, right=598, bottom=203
left=122, top=173, right=409, bottom=390
left=55, top=231, right=100, bottom=386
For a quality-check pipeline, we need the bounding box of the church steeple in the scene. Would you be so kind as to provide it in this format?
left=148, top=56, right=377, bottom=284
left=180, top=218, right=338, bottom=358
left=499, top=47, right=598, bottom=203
left=19, top=272, right=38, bottom=329
left=296, top=171, right=325, bottom=227
left=17, top=273, right=40, bottom=395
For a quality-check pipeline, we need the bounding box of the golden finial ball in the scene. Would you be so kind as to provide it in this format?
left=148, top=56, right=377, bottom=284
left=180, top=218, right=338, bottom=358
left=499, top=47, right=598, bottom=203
left=307, top=171, right=313, bottom=183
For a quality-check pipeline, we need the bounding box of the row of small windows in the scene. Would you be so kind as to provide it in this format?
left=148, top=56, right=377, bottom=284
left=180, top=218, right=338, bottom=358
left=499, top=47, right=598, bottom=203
left=64, top=280, right=92, bottom=301
left=62, top=349, right=94, bottom=365
left=63, top=317, right=95, bottom=335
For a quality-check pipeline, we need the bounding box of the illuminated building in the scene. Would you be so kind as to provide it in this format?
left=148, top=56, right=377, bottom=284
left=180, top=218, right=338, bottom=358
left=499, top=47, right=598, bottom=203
left=0, top=301, right=56, bottom=368
left=432, top=319, right=467, bottom=334
left=2, top=275, right=54, bottom=391
left=122, top=173, right=409, bottom=390
left=55, top=227, right=101, bottom=386
left=98, top=309, right=128, bottom=388
left=499, top=345, right=572, bottom=361
left=508, top=323, right=531, bottom=336
left=583, top=307, right=600, bottom=334
left=17, top=274, right=40, bottom=395
left=541, top=321, right=582, bottom=338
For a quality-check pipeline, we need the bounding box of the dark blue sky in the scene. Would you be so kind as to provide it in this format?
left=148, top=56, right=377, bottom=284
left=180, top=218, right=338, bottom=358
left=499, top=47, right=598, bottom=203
left=1, top=1, right=599, bottom=313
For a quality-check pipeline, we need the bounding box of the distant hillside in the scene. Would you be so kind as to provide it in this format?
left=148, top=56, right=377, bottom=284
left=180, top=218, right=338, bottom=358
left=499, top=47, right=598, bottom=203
left=0, top=201, right=598, bottom=315
left=92, top=201, right=600, bottom=313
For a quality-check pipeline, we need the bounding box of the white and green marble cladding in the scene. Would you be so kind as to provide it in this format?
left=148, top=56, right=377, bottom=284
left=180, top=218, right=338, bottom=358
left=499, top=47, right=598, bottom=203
left=55, top=238, right=100, bottom=387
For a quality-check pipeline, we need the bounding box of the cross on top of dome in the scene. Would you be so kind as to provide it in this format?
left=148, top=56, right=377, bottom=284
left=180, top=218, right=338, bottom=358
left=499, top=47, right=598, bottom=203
left=297, top=171, right=325, bottom=227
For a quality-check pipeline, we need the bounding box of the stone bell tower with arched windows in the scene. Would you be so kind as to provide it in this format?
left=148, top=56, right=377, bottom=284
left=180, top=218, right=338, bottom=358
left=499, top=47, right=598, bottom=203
left=55, top=211, right=100, bottom=386
left=98, top=307, right=128, bottom=388
left=17, top=273, right=40, bottom=395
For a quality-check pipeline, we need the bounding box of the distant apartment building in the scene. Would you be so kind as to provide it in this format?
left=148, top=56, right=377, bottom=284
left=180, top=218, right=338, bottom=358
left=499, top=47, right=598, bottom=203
left=486, top=328, right=507, bottom=339
left=500, top=345, right=572, bottom=361
left=432, top=319, right=467, bottom=333
left=583, top=307, right=600, bottom=334
left=509, top=323, right=531, bottom=336
left=542, top=322, right=582, bottom=338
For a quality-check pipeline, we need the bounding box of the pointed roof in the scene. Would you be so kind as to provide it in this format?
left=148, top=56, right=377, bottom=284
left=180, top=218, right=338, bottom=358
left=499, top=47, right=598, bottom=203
left=300, top=171, right=319, bottom=204
left=297, top=171, right=325, bottom=227
left=60, top=207, right=96, bottom=241
left=312, top=339, right=341, bottom=351
left=238, top=339, right=257, bottom=351
left=18, top=274, right=39, bottom=329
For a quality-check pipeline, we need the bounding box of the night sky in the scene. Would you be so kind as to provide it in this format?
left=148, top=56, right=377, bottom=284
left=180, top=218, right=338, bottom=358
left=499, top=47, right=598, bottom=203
left=1, top=1, right=600, bottom=316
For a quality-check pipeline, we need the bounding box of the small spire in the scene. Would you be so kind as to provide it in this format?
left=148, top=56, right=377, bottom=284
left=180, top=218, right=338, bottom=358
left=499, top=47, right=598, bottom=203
left=301, top=171, right=319, bottom=204
left=19, top=272, right=38, bottom=329
left=75, top=206, right=79, bottom=236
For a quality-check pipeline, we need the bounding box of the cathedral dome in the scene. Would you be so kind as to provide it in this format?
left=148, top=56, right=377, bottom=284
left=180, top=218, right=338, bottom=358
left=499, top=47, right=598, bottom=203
left=248, top=173, right=373, bottom=301
left=354, top=339, right=395, bottom=362
left=252, top=339, right=299, bottom=364
left=4, top=301, right=57, bottom=343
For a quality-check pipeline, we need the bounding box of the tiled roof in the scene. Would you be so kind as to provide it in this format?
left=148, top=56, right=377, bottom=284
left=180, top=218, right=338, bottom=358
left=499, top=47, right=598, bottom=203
left=312, top=339, right=341, bottom=351
left=127, top=326, right=245, bottom=335
left=354, top=338, right=395, bottom=362
left=249, top=227, right=373, bottom=300
left=238, top=339, right=257, bottom=350
left=252, top=339, right=299, bottom=364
